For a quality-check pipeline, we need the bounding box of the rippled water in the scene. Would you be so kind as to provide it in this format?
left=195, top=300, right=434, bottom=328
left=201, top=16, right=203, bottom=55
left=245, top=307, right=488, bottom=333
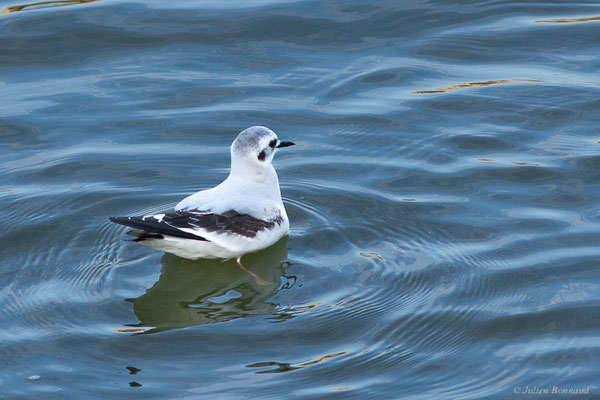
left=2, top=0, right=600, bottom=398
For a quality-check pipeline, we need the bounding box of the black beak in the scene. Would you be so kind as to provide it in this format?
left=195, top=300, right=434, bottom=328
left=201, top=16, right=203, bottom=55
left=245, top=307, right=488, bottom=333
left=276, top=141, right=295, bottom=148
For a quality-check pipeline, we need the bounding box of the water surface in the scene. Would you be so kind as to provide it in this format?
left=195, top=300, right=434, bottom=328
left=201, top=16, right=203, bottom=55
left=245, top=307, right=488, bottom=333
left=2, top=0, right=600, bottom=398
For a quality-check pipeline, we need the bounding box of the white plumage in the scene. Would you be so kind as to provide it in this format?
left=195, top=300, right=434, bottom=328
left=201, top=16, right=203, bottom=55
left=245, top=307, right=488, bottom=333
left=110, top=126, right=295, bottom=269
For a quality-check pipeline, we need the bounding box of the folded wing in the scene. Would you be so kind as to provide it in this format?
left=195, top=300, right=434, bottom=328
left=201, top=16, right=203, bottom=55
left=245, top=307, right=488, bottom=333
left=109, top=209, right=282, bottom=242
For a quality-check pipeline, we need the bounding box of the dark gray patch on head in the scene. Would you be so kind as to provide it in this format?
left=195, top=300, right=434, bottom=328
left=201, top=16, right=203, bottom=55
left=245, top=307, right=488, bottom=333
left=258, top=150, right=266, bottom=161
left=232, top=126, right=276, bottom=157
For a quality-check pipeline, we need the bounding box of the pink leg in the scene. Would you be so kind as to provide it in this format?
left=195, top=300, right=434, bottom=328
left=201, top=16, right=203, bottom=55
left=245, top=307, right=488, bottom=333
left=236, top=257, right=270, bottom=286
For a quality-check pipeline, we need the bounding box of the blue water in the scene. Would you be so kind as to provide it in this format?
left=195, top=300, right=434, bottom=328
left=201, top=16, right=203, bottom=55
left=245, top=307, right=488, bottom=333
left=2, top=0, right=600, bottom=398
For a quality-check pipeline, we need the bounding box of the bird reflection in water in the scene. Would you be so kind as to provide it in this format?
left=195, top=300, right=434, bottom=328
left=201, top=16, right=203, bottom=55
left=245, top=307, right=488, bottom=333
left=123, top=237, right=292, bottom=334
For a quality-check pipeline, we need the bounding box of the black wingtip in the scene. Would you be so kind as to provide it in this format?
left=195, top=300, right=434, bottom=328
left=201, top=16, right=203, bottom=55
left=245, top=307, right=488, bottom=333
left=108, top=214, right=209, bottom=241
left=109, top=216, right=130, bottom=226
left=130, top=233, right=164, bottom=242
left=109, top=216, right=138, bottom=229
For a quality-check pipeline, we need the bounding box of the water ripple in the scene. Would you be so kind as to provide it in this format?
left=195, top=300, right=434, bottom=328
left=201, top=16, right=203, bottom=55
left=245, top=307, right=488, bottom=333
left=0, top=0, right=99, bottom=15
left=2, top=0, right=600, bottom=397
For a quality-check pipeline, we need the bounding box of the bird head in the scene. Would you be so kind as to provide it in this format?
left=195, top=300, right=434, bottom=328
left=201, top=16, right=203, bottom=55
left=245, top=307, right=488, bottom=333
left=231, top=126, right=294, bottom=171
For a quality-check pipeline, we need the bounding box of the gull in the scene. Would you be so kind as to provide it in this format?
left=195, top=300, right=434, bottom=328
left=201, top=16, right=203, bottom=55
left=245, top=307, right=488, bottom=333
left=109, top=126, right=294, bottom=284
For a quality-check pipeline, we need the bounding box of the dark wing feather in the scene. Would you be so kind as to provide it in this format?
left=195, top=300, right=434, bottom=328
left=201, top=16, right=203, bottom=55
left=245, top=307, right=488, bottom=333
left=187, top=210, right=282, bottom=237
left=109, top=210, right=283, bottom=240
left=109, top=214, right=208, bottom=241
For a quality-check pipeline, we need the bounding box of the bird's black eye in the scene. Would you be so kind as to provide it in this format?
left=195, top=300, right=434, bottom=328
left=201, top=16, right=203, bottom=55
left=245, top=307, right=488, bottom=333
left=269, top=139, right=277, bottom=148
left=258, top=150, right=266, bottom=161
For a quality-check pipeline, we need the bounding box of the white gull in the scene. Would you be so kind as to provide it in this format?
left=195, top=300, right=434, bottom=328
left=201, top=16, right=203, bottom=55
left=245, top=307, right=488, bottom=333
left=110, top=126, right=295, bottom=284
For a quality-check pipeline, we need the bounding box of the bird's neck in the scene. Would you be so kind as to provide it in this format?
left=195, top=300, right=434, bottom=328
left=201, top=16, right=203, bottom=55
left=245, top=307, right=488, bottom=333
left=228, top=161, right=281, bottom=198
